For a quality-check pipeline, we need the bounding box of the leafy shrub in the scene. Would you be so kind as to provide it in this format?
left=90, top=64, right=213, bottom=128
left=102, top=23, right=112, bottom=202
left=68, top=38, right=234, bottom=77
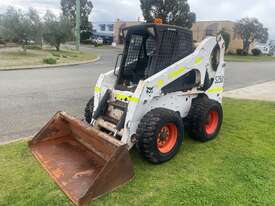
left=218, top=29, right=230, bottom=51
left=236, top=49, right=248, bottom=56
left=81, top=39, right=92, bottom=44
left=227, top=50, right=235, bottom=55
left=80, top=30, right=91, bottom=41
left=43, top=57, right=57, bottom=64
left=236, top=49, right=243, bottom=55
left=51, top=52, right=61, bottom=57
left=0, top=39, right=6, bottom=45
left=252, top=48, right=262, bottom=56
left=242, top=51, right=248, bottom=56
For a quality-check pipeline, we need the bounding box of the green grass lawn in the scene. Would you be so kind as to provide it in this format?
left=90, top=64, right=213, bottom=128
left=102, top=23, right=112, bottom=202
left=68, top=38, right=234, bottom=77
left=0, top=47, right=97, bottom=69
left=225, top=54, right=275, bottom=62
left=1, top=98, right=275, bottom=206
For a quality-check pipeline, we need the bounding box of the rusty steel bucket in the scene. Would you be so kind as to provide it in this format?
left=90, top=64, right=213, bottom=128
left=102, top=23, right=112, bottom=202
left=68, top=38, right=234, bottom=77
left=28, top=112, right=134, bottom=206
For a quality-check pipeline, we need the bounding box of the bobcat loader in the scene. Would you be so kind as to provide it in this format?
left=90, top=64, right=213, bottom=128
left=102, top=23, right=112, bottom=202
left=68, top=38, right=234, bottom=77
left=29, top=23, right=225, bottom=206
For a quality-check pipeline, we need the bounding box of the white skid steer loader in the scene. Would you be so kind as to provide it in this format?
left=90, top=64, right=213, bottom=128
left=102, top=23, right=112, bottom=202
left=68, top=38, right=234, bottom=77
left=29, top=23, right=225, bottom=206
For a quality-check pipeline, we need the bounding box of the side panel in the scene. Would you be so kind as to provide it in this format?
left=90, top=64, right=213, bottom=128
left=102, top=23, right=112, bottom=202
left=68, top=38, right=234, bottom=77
left=93, top=70, right=117, bottom=114
left=205, top=36, right=225, bottom=103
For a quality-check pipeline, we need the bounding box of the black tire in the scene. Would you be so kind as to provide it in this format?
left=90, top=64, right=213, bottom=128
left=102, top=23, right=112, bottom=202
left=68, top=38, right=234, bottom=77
left=187, top=97, right=223, bottom=142
left=136, top=108, right=184, bottom=164
left=84, top=96, right=94, bottom=123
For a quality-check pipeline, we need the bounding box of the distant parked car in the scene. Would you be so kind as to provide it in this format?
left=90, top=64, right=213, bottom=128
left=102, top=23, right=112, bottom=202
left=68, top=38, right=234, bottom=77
left=253, top=43, right=271, bottom=55
left=103, top=37, right=113, bottom=45
left=92, top=37, right=103, bottom=46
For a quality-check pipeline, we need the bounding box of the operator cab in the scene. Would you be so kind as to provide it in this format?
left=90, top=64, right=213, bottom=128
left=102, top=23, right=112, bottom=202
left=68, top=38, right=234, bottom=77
left=115, top=24, right=194, bottom=91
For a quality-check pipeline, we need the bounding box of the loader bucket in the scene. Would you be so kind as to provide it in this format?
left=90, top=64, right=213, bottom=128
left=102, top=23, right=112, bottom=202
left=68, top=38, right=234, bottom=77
left=28, top=112, right=134, bottom=206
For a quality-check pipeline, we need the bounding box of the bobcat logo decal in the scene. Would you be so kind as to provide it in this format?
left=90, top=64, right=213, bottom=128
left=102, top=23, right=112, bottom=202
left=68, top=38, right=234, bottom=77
left=146, top=86, right=154, bottom=97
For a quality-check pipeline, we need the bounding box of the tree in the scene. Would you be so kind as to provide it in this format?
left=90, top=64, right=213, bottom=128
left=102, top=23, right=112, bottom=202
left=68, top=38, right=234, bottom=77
left=269, top=40, right=275, bottom=55
left=218, top=28, right=231, bottom=51
left=0, top=7, right=43, bottom=52
left=27, top=8, right=43, bottom=48
left=140, top=0, right=196, bottom=28
left=61, top=0, right=93, bottom=31
left=0, top=7, right=33, bottom=52
left=235, top=17, right=269, bottom=53
left=80, top=30, right=91, bottom=41
left=43, top=11, right=72, bottom=51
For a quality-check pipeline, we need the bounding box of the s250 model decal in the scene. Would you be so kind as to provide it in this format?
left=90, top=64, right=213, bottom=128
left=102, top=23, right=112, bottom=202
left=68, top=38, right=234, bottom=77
left=215, top=75, right=224, bottom=83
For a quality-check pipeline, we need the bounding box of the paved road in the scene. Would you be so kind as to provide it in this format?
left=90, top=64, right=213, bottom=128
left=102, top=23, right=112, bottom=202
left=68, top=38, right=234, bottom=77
left=225, top=61, right=275, bottom=90
left=1, top=46, right=275, bottom=143
left=0, top=47, right=120, bottom=143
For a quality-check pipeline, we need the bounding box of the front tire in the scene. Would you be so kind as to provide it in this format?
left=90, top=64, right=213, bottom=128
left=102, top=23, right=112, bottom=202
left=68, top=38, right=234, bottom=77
left=136, top=108, right=184, bottom=164
left=84, top=96, right=94, bottom=123
left=187, top=97, right=223, bottom=142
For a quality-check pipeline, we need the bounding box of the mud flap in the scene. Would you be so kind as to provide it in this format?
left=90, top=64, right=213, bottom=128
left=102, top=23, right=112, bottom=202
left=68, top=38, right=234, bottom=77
left=28, top=112, right=134, bottom=206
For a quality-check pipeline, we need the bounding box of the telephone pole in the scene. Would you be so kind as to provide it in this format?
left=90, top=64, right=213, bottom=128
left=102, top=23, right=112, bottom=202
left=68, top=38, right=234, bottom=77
left=75, top=0, right=80, bottom=51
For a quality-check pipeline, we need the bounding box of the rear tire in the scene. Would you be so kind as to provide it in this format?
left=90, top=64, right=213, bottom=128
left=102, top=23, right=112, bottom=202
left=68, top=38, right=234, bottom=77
left=187, top=97, right=223, bottom=142
left=84, top=96, right=94, bottom=123
left=136, top=108, right=184, bottom=164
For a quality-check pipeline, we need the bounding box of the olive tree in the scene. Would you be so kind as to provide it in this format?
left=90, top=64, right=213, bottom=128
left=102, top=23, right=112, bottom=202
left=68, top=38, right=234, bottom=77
left=0, top=7, right=42, bottom=52
left=43, top=11, right=72, bottom=51
left=28, top=8, right=43, bottom=48
left=0, top=7, right=30, bottom=51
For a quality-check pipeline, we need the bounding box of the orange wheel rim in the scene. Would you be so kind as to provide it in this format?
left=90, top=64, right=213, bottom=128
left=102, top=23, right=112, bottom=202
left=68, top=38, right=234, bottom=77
left=157, top=123, right=178, bottom=153
left=204, top=110, right=219, bottom=135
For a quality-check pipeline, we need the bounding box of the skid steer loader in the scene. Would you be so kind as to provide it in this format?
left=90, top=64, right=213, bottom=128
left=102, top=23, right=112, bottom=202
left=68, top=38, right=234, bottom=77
left=29, top=23, right=225, bottom=206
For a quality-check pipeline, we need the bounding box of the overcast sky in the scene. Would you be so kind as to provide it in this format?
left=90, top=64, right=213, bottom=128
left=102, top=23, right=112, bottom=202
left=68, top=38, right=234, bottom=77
left=0, top=0, right=274, bottom=39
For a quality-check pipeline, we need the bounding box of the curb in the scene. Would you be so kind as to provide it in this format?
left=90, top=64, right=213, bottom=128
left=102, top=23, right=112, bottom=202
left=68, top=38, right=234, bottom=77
left=0, top=56, right=101, bottom=71
left=223, top=81, right=275, bottom=102
left=0, top=136, right=32, bottom=146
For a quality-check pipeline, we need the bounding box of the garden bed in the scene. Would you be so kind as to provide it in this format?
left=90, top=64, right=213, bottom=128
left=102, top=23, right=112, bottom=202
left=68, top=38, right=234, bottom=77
left=0, top=47, right=97, bottom=70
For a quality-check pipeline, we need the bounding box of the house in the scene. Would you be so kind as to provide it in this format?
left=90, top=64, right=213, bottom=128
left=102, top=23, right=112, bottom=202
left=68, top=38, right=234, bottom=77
left=192, top=20, right=243, bottom=53
left=111, top=19, right=248, bottom=53
left=113, top=19, right=143, bottom=44
left=112, top=20, right=243, bottom=52
left=92, top=22, right=114, bottom=44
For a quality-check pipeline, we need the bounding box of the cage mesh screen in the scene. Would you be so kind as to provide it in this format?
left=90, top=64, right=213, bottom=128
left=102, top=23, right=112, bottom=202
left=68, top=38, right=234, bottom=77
left=146, top=37, right=156, bottom=56
left=124, top=34, right=143, bottom=76
left=156, top=30, right=178, bottom=73
left=172, top=29, right=193, bottom=63
left=148, top=28, right=193, bottom=76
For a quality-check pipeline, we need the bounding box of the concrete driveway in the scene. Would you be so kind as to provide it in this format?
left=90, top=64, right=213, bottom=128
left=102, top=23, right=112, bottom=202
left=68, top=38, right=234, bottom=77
left=1, top=46, right=275, bottom=143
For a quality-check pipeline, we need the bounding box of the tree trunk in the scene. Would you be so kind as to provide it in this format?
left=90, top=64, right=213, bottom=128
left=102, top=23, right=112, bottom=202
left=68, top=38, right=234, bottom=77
left=55, top=44, right=60, bottom=51
left=40, top=38, right=43, bottom=49
left=22, top=41, right=27, bottom=54
left=243, top=39, right=250, bottom=54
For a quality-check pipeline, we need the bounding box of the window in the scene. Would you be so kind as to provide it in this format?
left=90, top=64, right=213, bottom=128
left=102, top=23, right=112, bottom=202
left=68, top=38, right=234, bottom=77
left=108, top=24, right=114, bottom=32
left=125, top=34, right=143, bottom=66
left=205, top=23, right=218, bottom=37
left=99, top=24, right=106, bottom=31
